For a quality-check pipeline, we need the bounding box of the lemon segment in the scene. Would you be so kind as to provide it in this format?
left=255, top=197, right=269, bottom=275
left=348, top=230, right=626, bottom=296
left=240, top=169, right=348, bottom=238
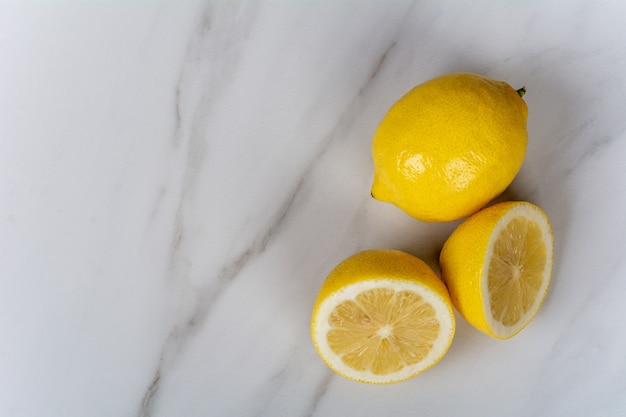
left=440, top=201, right=554, bottom=339
left=311, top=250, right=456, bottom=384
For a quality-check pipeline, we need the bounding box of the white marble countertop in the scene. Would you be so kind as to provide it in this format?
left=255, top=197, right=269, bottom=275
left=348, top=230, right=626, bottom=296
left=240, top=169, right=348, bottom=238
left=2, top=1, right=626, bottom=416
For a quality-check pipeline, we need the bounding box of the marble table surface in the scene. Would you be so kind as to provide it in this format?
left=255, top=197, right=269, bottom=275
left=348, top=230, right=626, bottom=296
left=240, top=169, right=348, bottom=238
left=2, top=1, right=626, bottom=416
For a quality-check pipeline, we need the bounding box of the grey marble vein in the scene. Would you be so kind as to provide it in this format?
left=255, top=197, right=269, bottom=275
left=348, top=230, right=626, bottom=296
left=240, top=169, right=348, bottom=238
left=249, top=347, right=334, bottom=417
left=137, top=16, right=404, bottom=414
left=304, top=372, right=334, bottom=417
left=139, top=4, right=260, bottom=416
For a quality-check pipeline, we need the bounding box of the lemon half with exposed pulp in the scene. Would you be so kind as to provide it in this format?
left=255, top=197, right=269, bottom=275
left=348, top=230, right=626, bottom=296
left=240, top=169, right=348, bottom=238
left=311, top=250, right=455, bottom=384
left=439, top=201, right=554, bottom=339
left=371, top=72, right=528, bottom=222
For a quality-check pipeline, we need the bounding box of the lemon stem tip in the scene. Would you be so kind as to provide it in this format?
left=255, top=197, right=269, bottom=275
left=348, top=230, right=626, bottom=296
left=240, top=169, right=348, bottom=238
left=516, top=87, right=526, bottom=98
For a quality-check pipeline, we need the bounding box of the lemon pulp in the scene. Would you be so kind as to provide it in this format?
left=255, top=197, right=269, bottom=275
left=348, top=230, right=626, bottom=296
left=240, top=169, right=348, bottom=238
left=488, top=216, right=548, bottom=327
left=327, top=288, right=440, bottom=376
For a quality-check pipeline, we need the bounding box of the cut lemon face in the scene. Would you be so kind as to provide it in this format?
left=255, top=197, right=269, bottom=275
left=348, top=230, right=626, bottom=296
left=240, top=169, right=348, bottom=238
left=439, top=201, right=554, bottom=339
left=311, top=250, right=455, bottom=384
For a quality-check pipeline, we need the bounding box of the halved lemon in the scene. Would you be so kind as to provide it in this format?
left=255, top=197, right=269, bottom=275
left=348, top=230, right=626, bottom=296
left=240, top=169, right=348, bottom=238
left=310, top=250, right=455, bottom=384
left=439, top=201, right=554, bottom=339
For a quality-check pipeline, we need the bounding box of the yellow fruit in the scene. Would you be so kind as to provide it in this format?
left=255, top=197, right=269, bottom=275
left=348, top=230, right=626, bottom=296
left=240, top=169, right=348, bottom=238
left=439, top=201, right=553, bottom=339
left=371, top=72, right=528, bottom=222
left=310, top=249, right=455, bottom=384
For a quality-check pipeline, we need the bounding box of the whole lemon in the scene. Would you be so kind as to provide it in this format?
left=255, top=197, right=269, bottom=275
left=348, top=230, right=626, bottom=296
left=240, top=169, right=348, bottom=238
left=371, top=72, right=528, bottom=222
